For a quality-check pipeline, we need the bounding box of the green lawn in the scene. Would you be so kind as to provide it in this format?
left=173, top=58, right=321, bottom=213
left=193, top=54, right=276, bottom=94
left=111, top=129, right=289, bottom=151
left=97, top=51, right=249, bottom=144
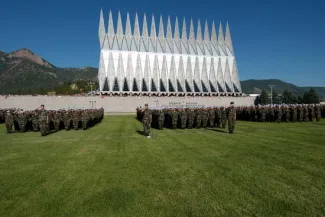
left=1, top=116, right=325, bottom=217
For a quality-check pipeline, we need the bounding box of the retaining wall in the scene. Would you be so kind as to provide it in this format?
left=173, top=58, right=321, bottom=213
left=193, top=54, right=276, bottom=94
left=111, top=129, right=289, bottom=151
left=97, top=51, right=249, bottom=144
left=0, top=95, right=255, bottom=112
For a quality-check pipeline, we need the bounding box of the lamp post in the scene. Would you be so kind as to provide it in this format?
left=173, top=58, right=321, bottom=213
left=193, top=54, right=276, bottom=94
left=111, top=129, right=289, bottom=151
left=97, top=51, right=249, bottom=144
left=269, top=84, right=275, bottom=105
left=86, top=81, right=96, bottom=108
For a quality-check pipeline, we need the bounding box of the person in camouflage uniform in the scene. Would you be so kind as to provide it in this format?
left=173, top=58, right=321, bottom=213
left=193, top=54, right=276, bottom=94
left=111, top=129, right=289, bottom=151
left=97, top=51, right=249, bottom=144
left=141, top=103, right=152, bottom=138
left=157, top=109, right=165, bottom=129
left=81, top=109, right=89, bottom=130
left=179, top=108, right=187, bottom=129
left=291, top=106, right=297, bottom=122
left=187, top=108, right=195, bottom=129
left=227, top=102, right=236, bottom=134
left=52, top=111, right=60, bottom=131
left=221, top=107, right=227, bottom=128
left=64, top=110, right=72, bottom=130
left=17, top=110, right=27, bottom=132
left=275, top=105, right=282, bottom=123
left=309, top=105, right=315, bottom=122
left=195, top=108, right=202, bottom=128
left=170, top=109, right=178, bottom=129
left=298, top=105, right=303, bottom=122
left=315, top=105, right=321, bottom=121
left=215, top=107, right=222, bottom=127
left=38, top=105, right=49, bottom=136
left=285, top=106, right=290, bottom=123
left=72, top=110, right=80, bottom=130
left=202, top=108, right=209, bottom=128
left=31, top=110, right=39, bottom=131
left=304, top=106, right=309, bottom=122
left=5, top=110, right=14, bottom=134
left=209, top=107, right=215, bottom=127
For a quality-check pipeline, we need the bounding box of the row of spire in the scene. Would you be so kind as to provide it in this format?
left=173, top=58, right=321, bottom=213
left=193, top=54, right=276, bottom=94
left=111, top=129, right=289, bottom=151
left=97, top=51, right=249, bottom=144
left=98, top=9, right=234, bottom=56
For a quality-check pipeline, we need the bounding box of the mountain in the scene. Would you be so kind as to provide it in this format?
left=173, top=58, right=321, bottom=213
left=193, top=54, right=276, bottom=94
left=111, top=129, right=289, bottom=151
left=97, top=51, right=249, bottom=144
left=0, top=48, right=97, bottom=94
left=241, top=79, right=325, bottom=100
left=1, top=48, right=324, bottom=99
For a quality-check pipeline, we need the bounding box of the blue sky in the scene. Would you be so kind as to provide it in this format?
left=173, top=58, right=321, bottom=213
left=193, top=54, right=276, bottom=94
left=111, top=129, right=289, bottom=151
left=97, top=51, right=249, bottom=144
left=0, top=0, right=324, bottom=86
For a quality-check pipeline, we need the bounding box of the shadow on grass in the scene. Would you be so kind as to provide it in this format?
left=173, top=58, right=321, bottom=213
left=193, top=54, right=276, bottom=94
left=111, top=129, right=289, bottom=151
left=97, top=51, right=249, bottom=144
left=136, top=130, right=145, bottom=136
left=206, top=128, right=229, bottom=134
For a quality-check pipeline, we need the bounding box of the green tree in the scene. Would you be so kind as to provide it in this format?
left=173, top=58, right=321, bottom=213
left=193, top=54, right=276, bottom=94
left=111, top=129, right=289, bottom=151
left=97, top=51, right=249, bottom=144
left=303, top=88, right=320, bottom=104
left=308, top=88, right=320, bottom=103
left=260, top=89, right=268, bottom=105
left=272, top=91, right=281, bottom=104
left=282, top=90, right=297, bottom=104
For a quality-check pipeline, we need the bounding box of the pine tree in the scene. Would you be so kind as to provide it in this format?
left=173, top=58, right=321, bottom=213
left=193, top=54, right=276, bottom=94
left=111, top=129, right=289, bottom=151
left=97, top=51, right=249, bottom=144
left=260, top=89, right=268, bottom=105
left=308, top=88, right=320, bottom=103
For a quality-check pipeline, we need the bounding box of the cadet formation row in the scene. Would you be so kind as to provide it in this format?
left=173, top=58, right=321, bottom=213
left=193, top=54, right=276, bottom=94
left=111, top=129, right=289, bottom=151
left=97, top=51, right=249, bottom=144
left=0, top=108, right=105, bottom=136
left=136, top=104, right=324, bottom=130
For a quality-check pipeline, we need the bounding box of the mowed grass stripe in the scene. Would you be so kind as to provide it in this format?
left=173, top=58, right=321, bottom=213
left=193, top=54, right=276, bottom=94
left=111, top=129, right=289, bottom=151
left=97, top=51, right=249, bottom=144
left=0, top=117, right=325, bottom=217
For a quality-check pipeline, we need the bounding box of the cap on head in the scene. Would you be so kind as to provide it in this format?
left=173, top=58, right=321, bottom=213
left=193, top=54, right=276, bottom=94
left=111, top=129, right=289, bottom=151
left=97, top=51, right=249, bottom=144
left=230, top=102, right=234, bottom=105
left=145, top=103, right=148, bottom=107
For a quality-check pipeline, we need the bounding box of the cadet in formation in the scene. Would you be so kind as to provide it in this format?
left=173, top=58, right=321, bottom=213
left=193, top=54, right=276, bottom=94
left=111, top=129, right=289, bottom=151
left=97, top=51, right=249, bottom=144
left=136, top=103, right=237, bottom=133
left=2, top=105, right=104, bottom=136
left=140, top=103, right=152, bottom=138
left=136, top=103, right=324, bottom=133
left=236, top=104, right=324, bottom=122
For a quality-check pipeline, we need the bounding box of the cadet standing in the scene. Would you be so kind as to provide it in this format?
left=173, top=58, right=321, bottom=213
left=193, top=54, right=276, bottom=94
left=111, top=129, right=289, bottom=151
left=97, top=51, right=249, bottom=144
left=5, top=111, right=14, bottom=134
left=227, top=102, right=236, bottom=134
left=38, top=105, right=49, bottom=136
left=141, top=103, right=152, bottom=138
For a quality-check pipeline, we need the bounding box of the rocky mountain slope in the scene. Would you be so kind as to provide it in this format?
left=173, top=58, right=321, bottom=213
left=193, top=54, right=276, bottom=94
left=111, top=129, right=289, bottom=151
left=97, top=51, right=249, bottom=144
left=241, top=79, right=325, bottom=100
left=0, top=48, right=97, bottom=94
left=0, top=48, right=324, bottom=99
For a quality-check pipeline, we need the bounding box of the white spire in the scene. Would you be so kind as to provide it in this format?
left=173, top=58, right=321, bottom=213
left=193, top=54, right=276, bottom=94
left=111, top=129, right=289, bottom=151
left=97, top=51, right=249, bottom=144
left=152, top=55, right=160, bottom=91
left=189, top=18, right=195, bottom=41
left=216, top=58, right=226, bottom=92
left=201, top=57, right=210, bottom=92
left=209, top=57, right=217, bottom=92
left=204, top=19, right=210, bottom=41
left=150, top=14, right=156, bottom=38
left=132, top=12, right=140, bottom=51
left=166, top=16, right=173, bottom=53
left=98, top=8, right=106, bottom=49
left=196, top=19, right=203, bottom=41
left=189, top=18, right=197, bottom=54
left=98, top=52, right=106, bottom=91
left=148, top=14, right=156, bottom=52
left=141, top=13, right=149, bottom=52
left=181, top=17, right=187, bottom=40
left=232, top=59, right=242, bottom=92
left=218, top=22, right=227, bottom=55
left=193, top=57, right=201, bottom=92
left=181, top=18, right=189, bottom=54
left=107, top=10, right=115, bottom=49
left=134, top=12, right=140, bottom=37
left=174, top=17, right=181, bottom=53
left=211, top=21, right=217, bottom=45
left=186, top=56, right=193, bottom=92
left=225, top=22, right=234, bottom=55
left=157, top=15, right=165, bottom=52
left=224, top=59, right=233, bottom=92
left=166, top=16, right=172, bottom=40
left=178, top=56, right=186, bottom=92
left=169, top=56, right=177, bottom=91
left=117, top=11, right=123, bottom=37
left=158, top=15, right=165, bottom=40
left=142, top=13, right=149, bottom=38
left=125, top=12, right=132, bottom=50
left=196, top=19, right=204, bottom=55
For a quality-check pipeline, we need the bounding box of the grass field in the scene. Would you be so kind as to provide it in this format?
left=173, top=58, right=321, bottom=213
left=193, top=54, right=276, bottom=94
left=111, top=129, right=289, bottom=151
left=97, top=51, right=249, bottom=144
left=1, top=116, right=325, bottom=217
